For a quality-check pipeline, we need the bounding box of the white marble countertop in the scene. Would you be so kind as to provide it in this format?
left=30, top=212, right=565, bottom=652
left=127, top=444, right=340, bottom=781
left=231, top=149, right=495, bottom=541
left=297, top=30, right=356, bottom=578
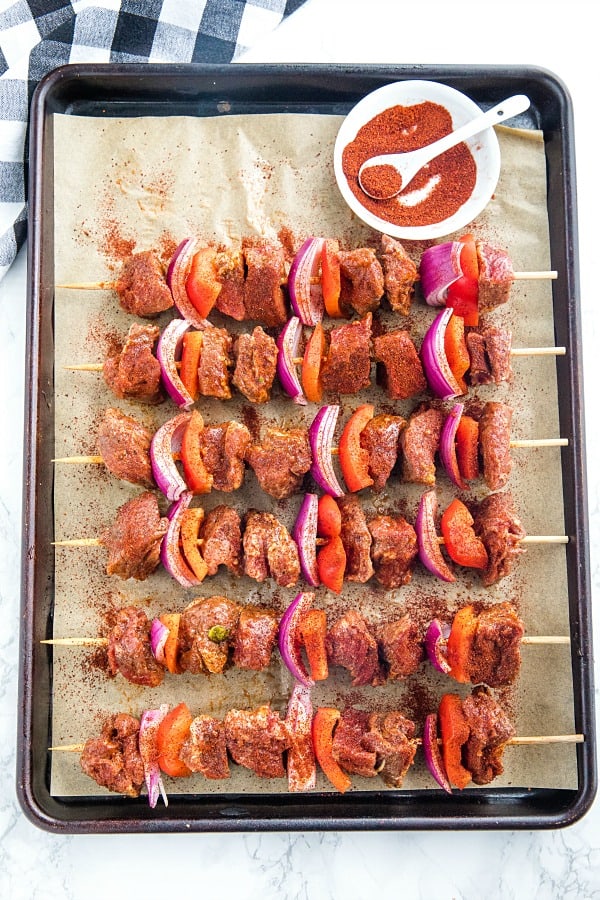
left=1, top=1, right=599, bottom=897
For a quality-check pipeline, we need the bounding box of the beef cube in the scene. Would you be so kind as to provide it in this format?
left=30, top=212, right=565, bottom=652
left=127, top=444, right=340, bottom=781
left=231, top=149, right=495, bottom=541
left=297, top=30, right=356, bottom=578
left=368, top=515, right=418, bottom=589
left=379, top=234, right=418, bottom=315
left=224, top=706, right=291, bottom=778
left=326, top=610, right=384, bottom=686
left=197, top=325, right=232, bottom=400
left=476, top=241, right=514, bottom=313
left=400, top=405, right=444, bottom=485
left=320, top=314, right=372, bottom=395
left=479, top=401, right=512, bottom=491
left=466, top=331, right=492, bottom=384
left=232, top=606, right=279, bottom=670
left=246, top=427, right=311, bottom=499
left=462, top=687, right=515, bottom=784
left=338, top=247, right=384, bottom=316
left=115, top=251, right=173, bottom=317
left=360, top=413, right=405, bottom=491
left=474, top=492, right=526, bottom=586
left=337, top=495, right=374, bottom=583
left=376, top=615, right=424, bottom=680
left=331, top=708, right=378, bottom=777
left=469, top=602, right=525, bottom=687
left=362, top=711, right=417, bottom=787
left=103, top=323, right=162, bottom=404
left=481, top=325, right=512, bottom=383
left=243, top=510, right=300, bottom=588
left=242, top=237, right=288, bottom=327
left=200, top=505, right=243, bottom=576
left=374, top=330, right=427, bottom=400
left=199, top=421, right=251, bottom=492
left=232, top=326, right=278, bottom=403
left=107, top=606, right=164, bottom=686
left=97, top=407, right=155, bottom=488
left=215, top=248, right=246, bottom=320
left=179, top=716, right=230, bottom=780
left=80, top=713, right=144, bottom=797
left=178, top=596, right=240, bottom=675
left=100, top=491, right=168, bottom=581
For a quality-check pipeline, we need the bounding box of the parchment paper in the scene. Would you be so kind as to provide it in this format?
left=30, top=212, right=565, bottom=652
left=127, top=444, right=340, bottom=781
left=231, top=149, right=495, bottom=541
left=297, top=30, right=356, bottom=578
left=50, top=112, right=576, bottom=797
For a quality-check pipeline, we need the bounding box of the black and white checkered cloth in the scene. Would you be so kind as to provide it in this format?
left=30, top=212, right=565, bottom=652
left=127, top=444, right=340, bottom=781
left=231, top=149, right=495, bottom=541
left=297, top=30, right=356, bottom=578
left=0, top=0, right=306, bottom=281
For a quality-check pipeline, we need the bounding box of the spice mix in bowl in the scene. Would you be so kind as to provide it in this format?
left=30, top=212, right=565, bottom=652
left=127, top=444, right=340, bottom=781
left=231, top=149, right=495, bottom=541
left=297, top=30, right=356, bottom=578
left=334, top=80, right=501, bottom=240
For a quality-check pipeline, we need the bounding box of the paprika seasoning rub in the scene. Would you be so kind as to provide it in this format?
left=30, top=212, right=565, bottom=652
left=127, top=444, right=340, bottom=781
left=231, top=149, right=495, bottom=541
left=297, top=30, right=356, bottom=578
left=342, top=101, right=477, bottom=227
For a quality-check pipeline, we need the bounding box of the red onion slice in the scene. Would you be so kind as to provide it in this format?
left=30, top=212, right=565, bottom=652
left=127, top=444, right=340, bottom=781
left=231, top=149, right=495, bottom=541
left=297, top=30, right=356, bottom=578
left=439, top=403, right=467, bottom=490
left=278, top=592, right=315, bottom=687
left=424, top=619, right=452, bottom=674
left=422, top=713, right=452, bottom=793
left=420, top=308, right=463, bottom=400
left=286, top=682, right=316, bottom=792
left=309, top=405, right=344, bottom=498
left=166, top=238, right=209, bottom=329
left=293, top=493, right=320, bottom=587
left=150, top=617, right=170, bottom=665
left=288, top=238, right=326, bottom=326
left=419, top=241, right=463, bottom=306
left=276, top=316, right=306, bottom=405
left=139, top=706, right=170, bottom=808
left=416, top=491, right=455, bottom=583
left=156, top=318, right=194, bottom=409
left=160, top=492, right=201, bottom=587
left=150, top=412, right=191, bottom=501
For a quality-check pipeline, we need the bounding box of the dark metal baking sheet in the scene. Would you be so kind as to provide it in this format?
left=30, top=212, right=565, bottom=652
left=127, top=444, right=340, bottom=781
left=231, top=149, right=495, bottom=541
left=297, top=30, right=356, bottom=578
left=18, top=63, right=596, bottom=832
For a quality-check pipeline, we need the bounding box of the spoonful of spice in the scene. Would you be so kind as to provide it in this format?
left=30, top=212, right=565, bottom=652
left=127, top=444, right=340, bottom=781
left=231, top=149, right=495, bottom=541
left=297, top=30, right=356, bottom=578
left=358, top=94, right=531, bottom=200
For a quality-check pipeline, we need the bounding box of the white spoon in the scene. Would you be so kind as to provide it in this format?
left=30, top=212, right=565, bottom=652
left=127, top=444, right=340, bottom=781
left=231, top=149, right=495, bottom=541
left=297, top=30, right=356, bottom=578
left=358, top=94, right=531, bottom=200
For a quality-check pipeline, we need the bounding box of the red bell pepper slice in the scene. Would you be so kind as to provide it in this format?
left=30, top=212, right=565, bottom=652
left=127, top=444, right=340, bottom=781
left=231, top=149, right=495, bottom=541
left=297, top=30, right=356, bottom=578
left=317, top=493, right=342, bottom=539
left=156, top=702, right=193, bottom=777
left=299, top=608, right=329, bottom=681
left=180, top=507, right=208, bottom=582
left=185, top=247, right=222, bottom=318
left=179, top=330, right=203, bottom=400
left=317, top=536, right=346, bottom=594
left=312, top=707, right=352, bottom=793
left=438, top=693, right=472, bottom=789
left=339, top=403, right=375, bottom=493
left=447, top=234, right=479, bottom=326
left=302, top=323, right=326, bottom=403
left=321, top=239, right=344, bottom=318
left=446, top=605, right=479, bottom=684
left=441, top=498, right=488, bottom=570
left=180, top=410, right=213, bottom=494
left=158, top=612, right=181, bottom=674
left=455, top=415, right=479, bottom=481
left=443, top=313, right=469, bottom=393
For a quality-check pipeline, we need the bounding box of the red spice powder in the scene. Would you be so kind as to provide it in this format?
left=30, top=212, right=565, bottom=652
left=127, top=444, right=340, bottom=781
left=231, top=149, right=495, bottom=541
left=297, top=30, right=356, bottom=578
left=342, top=101, right=477, bottom=227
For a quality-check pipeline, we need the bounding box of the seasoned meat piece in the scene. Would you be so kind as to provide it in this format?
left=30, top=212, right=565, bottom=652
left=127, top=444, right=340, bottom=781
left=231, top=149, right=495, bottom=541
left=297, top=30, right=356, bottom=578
left=474, top=491, right=526, bottom=586
left=199, top=421, right=251, bottom=492
left=80, top=713, right=144, bottom=797
left=97, top=407, right=155, bottom=488
left=114, top=251, right=174, bottom=317
left=320, top=314, right=372, bottom=395
left=242, top=237, right=288, bottom=327
left=337, top=495, right=374, bottom=583
left=178, top=596, right=240, bottom=675
left=379, top=234, right=418, bottom=315
left=224, top=706, right=291, bottom=778
left=376, top=615, right=424, bottom=680
left=360, top=413, right=405, bottom=491
left=462, top=686, right=515, bottom=784
left=179, top=715, right=230, bottom=779
left=332, top=708, right=378, bottom=777
left=246, top=427, right=311, bottom=499
left=232, top=606, right=279, bottom=670
left=468, top=602, right=525, bottom=687
left=326, top=609, right=384, bottom=686
left=200, top=505, right=243, bottom=576
left=103, top=323, right=162, bottom=404
left=100, top=491, right=168, bottom=581
left=215, top=248, right=246, bottom=320
left=197, top=325, right=232, bottom=400
left=243, top=510, right=300, bottom=587
left=374, top=330, right=427, bottom=400
left=479, top=401, right=512, bottom=491
left=467, top=325, right=512, bottom=385
left=400, top=405, right=444, bottom=485
left=338, top=247, right=384, bottom=315
left=362, top=711, right=418, bottom=787
left=476, top=241, right=514, bottom=313
left=232, top=326, right=278, bottom=403
left=107, top=606, right=164, bottom=686
left=368, top=515, right=418, bottom=589
left=465, top=331, right=492, bottom=385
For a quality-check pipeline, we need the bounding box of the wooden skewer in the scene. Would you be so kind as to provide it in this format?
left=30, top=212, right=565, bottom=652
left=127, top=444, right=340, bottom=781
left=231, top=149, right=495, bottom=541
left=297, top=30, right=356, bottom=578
left=512, top=271, right=558, bottom=280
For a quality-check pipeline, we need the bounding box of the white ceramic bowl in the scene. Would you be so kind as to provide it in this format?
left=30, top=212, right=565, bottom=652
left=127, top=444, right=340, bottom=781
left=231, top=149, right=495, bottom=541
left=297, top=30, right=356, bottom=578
left=333, top=80, right=501, bottom=241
